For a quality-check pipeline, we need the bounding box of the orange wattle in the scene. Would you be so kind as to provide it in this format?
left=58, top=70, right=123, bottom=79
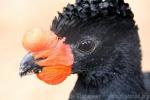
left=37, top=66, right=71, bottom=85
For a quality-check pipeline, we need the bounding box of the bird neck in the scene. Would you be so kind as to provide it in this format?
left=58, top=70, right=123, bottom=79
left=69, top=67, right=147, bottom=100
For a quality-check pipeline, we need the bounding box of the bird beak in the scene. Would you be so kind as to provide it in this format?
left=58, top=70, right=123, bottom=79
left=19, top=53, right=42, bottom=77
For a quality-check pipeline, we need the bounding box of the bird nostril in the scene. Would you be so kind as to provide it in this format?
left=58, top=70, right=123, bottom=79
left=35, top=57, right=47, bottom=61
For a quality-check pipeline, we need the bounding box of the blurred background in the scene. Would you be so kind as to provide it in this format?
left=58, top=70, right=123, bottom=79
left=0, top=0, right=149, bottom=100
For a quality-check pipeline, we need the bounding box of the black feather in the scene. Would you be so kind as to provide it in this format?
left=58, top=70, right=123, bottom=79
left=51, top=0, right=134, bottom=37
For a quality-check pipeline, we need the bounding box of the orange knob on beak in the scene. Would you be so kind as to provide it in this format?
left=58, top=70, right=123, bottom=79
left=22, top=28, right=57, bottom=52
left=21, top=28, right=74, bottom=85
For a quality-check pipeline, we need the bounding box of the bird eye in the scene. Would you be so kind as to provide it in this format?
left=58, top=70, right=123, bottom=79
left=77, top=40, right=95, bottom=53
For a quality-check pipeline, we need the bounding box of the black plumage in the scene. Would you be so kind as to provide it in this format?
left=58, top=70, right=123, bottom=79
left=51, top=0, right=133, bottom=36
left=51, top=0, right=150, bottom=100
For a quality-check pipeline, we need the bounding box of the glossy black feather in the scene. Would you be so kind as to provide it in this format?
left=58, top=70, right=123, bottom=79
left=51, top=0, right=133, bottom=37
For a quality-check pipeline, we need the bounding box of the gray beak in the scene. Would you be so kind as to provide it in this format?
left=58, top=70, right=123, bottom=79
left=19, top=53, right=42, bottom=77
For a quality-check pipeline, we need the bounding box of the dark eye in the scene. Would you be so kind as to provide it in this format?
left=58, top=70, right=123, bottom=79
left=77, top=40, right=95, bottom=53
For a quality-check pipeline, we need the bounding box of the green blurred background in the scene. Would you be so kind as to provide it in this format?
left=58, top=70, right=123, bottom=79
left=0, top=0, right=149, bottom=100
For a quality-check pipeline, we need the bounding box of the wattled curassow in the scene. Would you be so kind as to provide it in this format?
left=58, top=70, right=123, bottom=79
left=19, top=0, right=150, bottom=100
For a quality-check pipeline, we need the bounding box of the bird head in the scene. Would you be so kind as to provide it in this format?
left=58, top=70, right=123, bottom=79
left=20, top=0, right=140, bottom=85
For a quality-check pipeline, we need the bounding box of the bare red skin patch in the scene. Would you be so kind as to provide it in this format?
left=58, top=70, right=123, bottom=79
left=22, top=28, right=74, bottom=85
left=34, top=38, right=73, bottom=67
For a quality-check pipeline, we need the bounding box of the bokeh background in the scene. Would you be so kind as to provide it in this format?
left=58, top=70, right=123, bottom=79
left=0, top=0, right=149, bottom=100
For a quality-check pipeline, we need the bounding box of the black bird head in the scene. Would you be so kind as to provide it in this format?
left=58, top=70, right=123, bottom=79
left=20, top=0, right=142, bottom=85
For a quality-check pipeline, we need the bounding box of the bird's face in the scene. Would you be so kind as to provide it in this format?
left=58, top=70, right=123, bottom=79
left=20, top=19, right=115, bottom=84
left=19, top=23, right=103, bottom=85
left=19, top=19, right=130, bottom=85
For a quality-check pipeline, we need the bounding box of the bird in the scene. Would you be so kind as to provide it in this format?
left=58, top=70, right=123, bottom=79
left=19, top=0, right=150, bottom=100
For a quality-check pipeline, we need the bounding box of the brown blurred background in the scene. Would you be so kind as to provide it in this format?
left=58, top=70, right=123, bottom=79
left=0, top=0, right=149, bottom=100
